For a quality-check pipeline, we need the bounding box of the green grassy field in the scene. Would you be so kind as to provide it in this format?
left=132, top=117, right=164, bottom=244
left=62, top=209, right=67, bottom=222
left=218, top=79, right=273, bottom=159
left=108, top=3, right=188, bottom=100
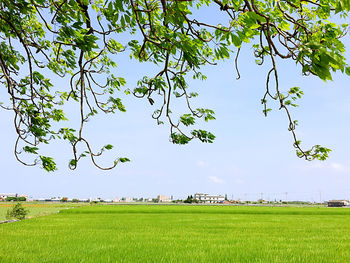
left=1, top=205, right=350, bottom=262
left=0, top=202, right=86, bottom=221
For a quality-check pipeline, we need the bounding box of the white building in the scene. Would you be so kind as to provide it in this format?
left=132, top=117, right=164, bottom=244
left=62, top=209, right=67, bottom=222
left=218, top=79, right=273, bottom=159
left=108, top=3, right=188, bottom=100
left=157, top=195, right=170, bottom=203
left=194, top=193, right=225, bottom=203
left=124, top=197, right=134, bottom=202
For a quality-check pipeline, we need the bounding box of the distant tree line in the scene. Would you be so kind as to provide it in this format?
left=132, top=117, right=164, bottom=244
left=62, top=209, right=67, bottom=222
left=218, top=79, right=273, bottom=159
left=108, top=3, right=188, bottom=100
left=5, top=196, right=26, bottom=202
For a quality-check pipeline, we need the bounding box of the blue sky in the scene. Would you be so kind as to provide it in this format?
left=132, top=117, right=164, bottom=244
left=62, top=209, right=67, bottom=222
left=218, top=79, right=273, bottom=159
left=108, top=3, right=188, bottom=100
left=1, top=7, right=350, bottom=202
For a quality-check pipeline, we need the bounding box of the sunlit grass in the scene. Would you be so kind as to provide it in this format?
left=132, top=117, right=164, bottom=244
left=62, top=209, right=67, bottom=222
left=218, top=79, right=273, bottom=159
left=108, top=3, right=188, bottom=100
left=0, top=202, right=86, bottom=221
left=1, top=205, right=350, bottom=262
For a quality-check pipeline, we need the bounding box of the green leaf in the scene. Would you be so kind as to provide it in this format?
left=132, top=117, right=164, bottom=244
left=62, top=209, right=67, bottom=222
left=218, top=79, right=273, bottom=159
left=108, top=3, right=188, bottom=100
left=23, top=146, right=39, bottom=154
left=171, top=133, right=191, bottom=145
left=104, top=144, right=113, bottom=150
left=40, top=156, right=57, bottom=172
left=345, top=67, right=350, bottom=76
left=191, top=130, right=215, bottom=143
left=180, top=114, right=196, bottom=126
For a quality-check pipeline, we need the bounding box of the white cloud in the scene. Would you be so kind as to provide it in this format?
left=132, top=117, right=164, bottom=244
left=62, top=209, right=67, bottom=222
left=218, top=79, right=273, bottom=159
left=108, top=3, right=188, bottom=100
left=208, top=176, right=224, bottom=184
left=196, top=161, right=207, bottom=168
left=309, top=162, right=325, bottom=169
left=330, top=162, right=346, bottom=172
left=298, top=161, right=349, bottom=173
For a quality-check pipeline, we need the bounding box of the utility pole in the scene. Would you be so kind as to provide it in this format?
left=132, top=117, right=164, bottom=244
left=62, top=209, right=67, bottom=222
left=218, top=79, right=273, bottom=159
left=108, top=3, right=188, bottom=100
left=285, top=192, right=288, bottom=205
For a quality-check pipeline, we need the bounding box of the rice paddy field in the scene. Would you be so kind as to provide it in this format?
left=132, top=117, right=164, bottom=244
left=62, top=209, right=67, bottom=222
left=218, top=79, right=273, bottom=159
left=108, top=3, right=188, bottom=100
left=0, top=202, right=86, bottom=221
left=1, top=204, right=350, bottom=262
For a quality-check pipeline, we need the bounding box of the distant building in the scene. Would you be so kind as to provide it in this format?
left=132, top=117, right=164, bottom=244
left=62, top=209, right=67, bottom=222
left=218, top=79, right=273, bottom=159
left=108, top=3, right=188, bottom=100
left=327, top=200, right=350, bottom=207
left=48, top=198, right=61, bottom=202
left=124, top=197, right=134, bottom=202
left=157, top=195, right=170, bottom=203
left=113, top=197, right=121, bottom=203
left=25, top=196, right=33, bottom=202
left=194, top=193, right=225, bottom=203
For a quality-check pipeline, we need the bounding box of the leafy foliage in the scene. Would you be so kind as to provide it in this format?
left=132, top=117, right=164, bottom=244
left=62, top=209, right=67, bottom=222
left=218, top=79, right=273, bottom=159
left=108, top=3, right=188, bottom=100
left=5, top=196, right=26, bottom=202
left=6, top=203, right=28, bottom=220
left=0, top=0, right=349, bottom=171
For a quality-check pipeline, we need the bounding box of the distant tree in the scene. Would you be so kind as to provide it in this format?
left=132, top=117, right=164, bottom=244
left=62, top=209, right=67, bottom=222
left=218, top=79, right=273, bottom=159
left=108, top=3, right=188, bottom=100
left=184, top=195, right=198, bottom=203
left=184, top=196, right=192, bottom=204
left=6, top=203, right=28, bottom=220
left=72, top=199, right=79, bottom=203
left=5, top=197, right=17, bottom=202
left=60, top=197, right=68, bottom=202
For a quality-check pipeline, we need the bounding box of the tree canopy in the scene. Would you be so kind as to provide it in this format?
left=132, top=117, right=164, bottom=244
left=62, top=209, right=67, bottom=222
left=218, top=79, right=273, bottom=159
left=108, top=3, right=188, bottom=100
left=0, top=0, right=349, bottom=171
